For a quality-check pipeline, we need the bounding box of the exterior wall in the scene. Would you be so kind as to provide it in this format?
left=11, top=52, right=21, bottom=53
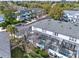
left=32, top=26, right=79, bottom=44
left=32, top=26, right=54, bottom=36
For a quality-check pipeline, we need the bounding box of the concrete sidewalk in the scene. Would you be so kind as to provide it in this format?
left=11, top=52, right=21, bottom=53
left=0, top=31, right=11, bottom=58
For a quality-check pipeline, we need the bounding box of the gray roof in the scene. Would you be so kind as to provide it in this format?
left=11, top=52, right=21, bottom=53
left=0, top=31, right=11, bottom=58
left=32, top=19, right=79, bottom=39
left=63, top=10, right=79, bottom=15
left=31, top=8, right=44, bottom=13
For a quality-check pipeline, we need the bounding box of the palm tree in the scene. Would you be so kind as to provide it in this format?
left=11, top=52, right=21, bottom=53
left=6, top=25, right=18, bottom=40
left=6, top=25, right=19, bottom=49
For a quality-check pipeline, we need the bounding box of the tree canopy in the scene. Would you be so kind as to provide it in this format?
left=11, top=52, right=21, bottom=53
left=6, top=25, right=17, bottom=35
left=48, top=3, right=77, bottom=20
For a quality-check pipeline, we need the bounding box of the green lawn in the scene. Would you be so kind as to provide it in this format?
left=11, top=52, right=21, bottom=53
left=11, top=47, right=49, bottom=58
left=11, top=47, right=25, bottom=58
left=11, top=47, right=42, bottom=58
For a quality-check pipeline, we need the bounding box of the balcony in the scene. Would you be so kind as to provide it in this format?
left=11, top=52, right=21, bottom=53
left=59, top=48, right=73, bottom=58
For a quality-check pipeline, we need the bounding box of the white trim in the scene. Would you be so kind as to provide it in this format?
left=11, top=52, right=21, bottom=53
left=32, top=26, right=42, bottom=32
left=58, top=34, right=69, bottom=41
left=46, top=31, right=54, bottom=36
left=48, top=49, right=68, bottom=58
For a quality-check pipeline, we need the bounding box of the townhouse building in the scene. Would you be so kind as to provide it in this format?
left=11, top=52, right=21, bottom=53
left=15, top=16, right=79, bottom=58
left=31, top=19, right=79, bottom=58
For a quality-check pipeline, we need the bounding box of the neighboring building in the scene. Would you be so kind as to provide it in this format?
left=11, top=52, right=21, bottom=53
left=0, top=30, right=11, bottom=58
left=16, top=8, right=47, bottom=21
left=16, top=8, right=32, bottom=21
left=66, top=0, right=78, bottom=2
left=31, top=8, right=46, bottom=19
left=31, top=19, right=79, bottom=58
left=54, top=0, right=78, bottom=2
left=62, top=10, right=79, bottom=23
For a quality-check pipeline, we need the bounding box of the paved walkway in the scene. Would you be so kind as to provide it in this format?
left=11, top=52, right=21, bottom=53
left=0, top=31, right=11, bottom=58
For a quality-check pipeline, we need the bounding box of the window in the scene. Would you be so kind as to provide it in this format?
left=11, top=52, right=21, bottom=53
left=42, top=30, right=46, bottom=33
left=70, top=44, right=76, bottom=51
left=69, top=37, right=76, bottom=42
left=61, top=41, right=76, bottom=51
left=54, top=32, right=58, bottom=36
left=50, top=45, right=57, bottom=51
